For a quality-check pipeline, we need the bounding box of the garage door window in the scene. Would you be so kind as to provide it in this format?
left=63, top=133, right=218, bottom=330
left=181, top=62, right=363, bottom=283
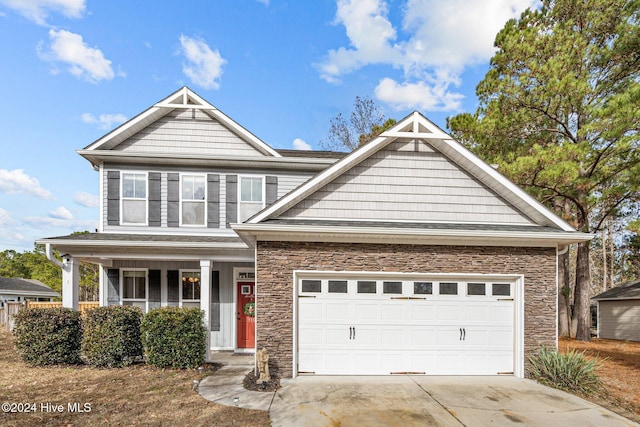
left=439, top=282, right=458, bottom=295
left=414, top=282, right=433, bottom=295
left=492, top=283, right=511, bottom=296
left=328, top=280, right=348, bottom=293
left=467, top=283, right=486, bottom=296
left=301, top=280, right=321, bottom=293
left=357, top=281, right=376, bottom=293
left=383, top=281, right=402, bottom=294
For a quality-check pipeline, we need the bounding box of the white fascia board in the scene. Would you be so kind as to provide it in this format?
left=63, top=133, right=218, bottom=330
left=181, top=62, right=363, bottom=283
left=36, top=238, right=248, bottom=250
left=76, top=150, right=336, bottom=169
left=591, top=297, right=640, bottom=301
left=83, top=106, right=164, bottom=151
left=431, top=135, right=576, bottom=232
left=232, top=223, right=594, bottom=247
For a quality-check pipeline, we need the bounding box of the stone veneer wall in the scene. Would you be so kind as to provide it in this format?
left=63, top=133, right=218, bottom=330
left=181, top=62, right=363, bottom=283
left=256, top=241, right=557, bottom=378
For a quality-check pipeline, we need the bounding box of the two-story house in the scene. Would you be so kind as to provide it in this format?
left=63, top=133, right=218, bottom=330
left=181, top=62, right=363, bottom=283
left=40, top=87, right=591, bottom=378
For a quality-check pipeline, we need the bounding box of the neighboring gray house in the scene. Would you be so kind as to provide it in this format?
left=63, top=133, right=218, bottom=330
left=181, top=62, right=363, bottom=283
left=592, top=280, right=640, bottom=342
left=0, top=277, right=59, bottom=306
left=39, top=87, right=592, bottom=379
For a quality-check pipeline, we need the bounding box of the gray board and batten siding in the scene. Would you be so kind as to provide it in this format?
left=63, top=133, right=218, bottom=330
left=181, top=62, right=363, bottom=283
left=102, top=167, right=315, bottom=233
left=105, top=259, right=253, bottom=349
left=281, top=139, right=535, bottom=225
left=112, top=109, right=266, bottom=157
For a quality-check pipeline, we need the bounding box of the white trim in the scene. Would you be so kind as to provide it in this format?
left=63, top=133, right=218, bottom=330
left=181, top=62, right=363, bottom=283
left=99, top=164, right=104, bottom=232
left=238, top=174, right=266, bottom=223
left=120, top=268, right=148, bottom=312
left=292, top=270, right=525, bottom=378
left=179, top=269, right=202, bottom=305
left=179, top=173, right=207, bottom=227
left=233, top=267, right=256, bottom=353
left=120, top=171, right=149, bottom=226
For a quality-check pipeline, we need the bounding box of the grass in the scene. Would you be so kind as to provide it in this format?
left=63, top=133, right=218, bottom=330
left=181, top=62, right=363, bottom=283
left=0, top=329, right=270, bottom=427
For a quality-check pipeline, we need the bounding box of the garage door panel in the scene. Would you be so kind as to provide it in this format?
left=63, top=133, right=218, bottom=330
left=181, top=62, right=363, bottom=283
left=411, top=328, right=437, bottom=346
left=437, top=304, right=461, bottom=322
left=299, top=302, right=323, bottom=321
left=326, top=302, right=350, bottom=321
left=410, top=303, right=436, bottom=321
left=381, top=303, right=405, bottom=321
left=355, top=303, right=378, bottom=320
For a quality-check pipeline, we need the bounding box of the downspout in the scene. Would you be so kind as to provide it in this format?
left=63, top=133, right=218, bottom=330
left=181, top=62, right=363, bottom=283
left=45, top=243, right=63, bottom=268
left=557, top=245, right=569, bottom=256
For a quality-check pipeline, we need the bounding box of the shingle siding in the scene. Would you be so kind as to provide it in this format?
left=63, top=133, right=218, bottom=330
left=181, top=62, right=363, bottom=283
left=256, top=241, right=556, bottom=378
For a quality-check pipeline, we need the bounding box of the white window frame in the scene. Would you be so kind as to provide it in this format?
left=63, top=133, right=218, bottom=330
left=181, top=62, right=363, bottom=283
left=120, top=269, right=148, bottom=312
left=179, top=269, right=202, bottom=304
left=121, top=172, right=148, bottom=226
left=180, top=173, right=207, bottom=227
left=238, top=175, right=265, bottom=222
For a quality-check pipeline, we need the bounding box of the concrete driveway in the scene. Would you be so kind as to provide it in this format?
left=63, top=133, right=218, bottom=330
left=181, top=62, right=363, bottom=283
left=269, top=375, right=638, bottom=427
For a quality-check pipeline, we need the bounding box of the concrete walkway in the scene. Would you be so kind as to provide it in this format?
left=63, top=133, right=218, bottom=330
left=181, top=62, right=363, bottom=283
left=199, top=360, right=638, bottom=427
left=197, top=352, right=276, bottom=411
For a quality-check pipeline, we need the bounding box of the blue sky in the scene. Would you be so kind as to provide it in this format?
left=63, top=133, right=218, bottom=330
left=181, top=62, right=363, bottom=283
left=0, top=0, right=539, bottom=251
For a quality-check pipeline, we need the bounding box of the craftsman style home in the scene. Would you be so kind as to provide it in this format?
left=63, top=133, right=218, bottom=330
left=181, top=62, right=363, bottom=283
left=39, top=87, right=591, bottom=378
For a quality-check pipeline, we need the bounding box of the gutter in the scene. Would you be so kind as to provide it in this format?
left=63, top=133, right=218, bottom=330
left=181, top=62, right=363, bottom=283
left=45, top=243, right=63, bottom=268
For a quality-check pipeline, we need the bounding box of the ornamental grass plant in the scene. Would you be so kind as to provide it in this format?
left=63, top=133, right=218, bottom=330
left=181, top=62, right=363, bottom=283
left=529, top=345, right=603, bottom=396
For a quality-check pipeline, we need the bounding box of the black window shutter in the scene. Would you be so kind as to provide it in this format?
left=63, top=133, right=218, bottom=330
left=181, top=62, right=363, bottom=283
left=148, top=172, right=161, bottom=227
left=167, top=173, right=179, bottom=227
left=225, top=175, right=237, bottom=226
left=207, top=174, right=220, bottom=228
left=167, top=270, right=179, bottom=303
left=107, top=268, right=120, bottom=305
left=107, top=171, right=120, bottom=225
left=266, top=175, right=278, bottom=206
left=211, top=271, right=220, bottom=331
left=148, top=270, right=161, bottom=302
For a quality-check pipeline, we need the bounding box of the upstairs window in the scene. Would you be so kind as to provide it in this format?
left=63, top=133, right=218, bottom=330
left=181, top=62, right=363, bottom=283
left=181, top=174, right=206, bottom=226
left=122, top=173, right=147, bottom=225
left=239, top=176, right=264, bottom=221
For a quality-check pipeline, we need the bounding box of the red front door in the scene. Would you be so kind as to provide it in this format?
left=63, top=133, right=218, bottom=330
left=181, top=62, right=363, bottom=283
left=237, top=282, right=255, bottom=349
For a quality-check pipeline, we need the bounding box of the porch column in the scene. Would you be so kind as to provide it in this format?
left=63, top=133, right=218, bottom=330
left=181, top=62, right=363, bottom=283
left=200, top=260, right=211, bottom=360
left=61, top=255, right=79, bottom=310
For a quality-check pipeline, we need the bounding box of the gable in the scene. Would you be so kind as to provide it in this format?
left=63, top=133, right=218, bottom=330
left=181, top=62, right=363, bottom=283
left=280, top=139, right=534, bottom=225
left=111, top=108, right=266, bottom=157
left=82, top=87, right=280, bottom=159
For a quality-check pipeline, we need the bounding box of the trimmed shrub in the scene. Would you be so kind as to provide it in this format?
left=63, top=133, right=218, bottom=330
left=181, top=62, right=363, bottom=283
left=82, top=306, right=143, bottom=367
left=141, top=307, right=206, bottom=369
left=528, top=345, right=603, bottom=395
left=13, top=307, right=83, bottom=366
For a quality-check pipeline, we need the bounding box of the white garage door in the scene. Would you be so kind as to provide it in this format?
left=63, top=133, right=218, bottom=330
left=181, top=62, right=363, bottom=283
left=297, top=276, right=515, bottom=375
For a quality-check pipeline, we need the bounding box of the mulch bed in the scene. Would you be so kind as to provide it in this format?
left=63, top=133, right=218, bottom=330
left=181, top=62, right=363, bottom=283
left=243, top=365, right=280, bottom=392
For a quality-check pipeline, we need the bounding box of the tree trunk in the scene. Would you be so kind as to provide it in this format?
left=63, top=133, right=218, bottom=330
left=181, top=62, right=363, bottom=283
left=602, top=227, right=607, bottom=293
left=574, top=241, right=592, bottom=341
left=558, top=250, right=571, bottom=337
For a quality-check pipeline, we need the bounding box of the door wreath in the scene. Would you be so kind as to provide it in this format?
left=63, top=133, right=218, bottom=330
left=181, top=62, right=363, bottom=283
left=243, top=302, right=255, bottom=317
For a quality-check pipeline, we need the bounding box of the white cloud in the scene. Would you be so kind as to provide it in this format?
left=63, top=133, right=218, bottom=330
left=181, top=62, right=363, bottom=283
left=0, top=169, right=52, bottom=199
left=73, top=191, right=99, bottom=207
left=0, top=0, right=85, bottom=25
left=38, top=29, right=116, bottom=83
left=319, top=0, right=538, bottom=111
left=293, top=138, right=312, bottom=150
left=49, top=206, right=73, bottom=220
left=179, top=34, right=226, bottom=90
left=375, top=77, right=464, bottom=111
left=0, top=207, right=15, bottom=227
left=81, top=112, right=127, bottom=129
